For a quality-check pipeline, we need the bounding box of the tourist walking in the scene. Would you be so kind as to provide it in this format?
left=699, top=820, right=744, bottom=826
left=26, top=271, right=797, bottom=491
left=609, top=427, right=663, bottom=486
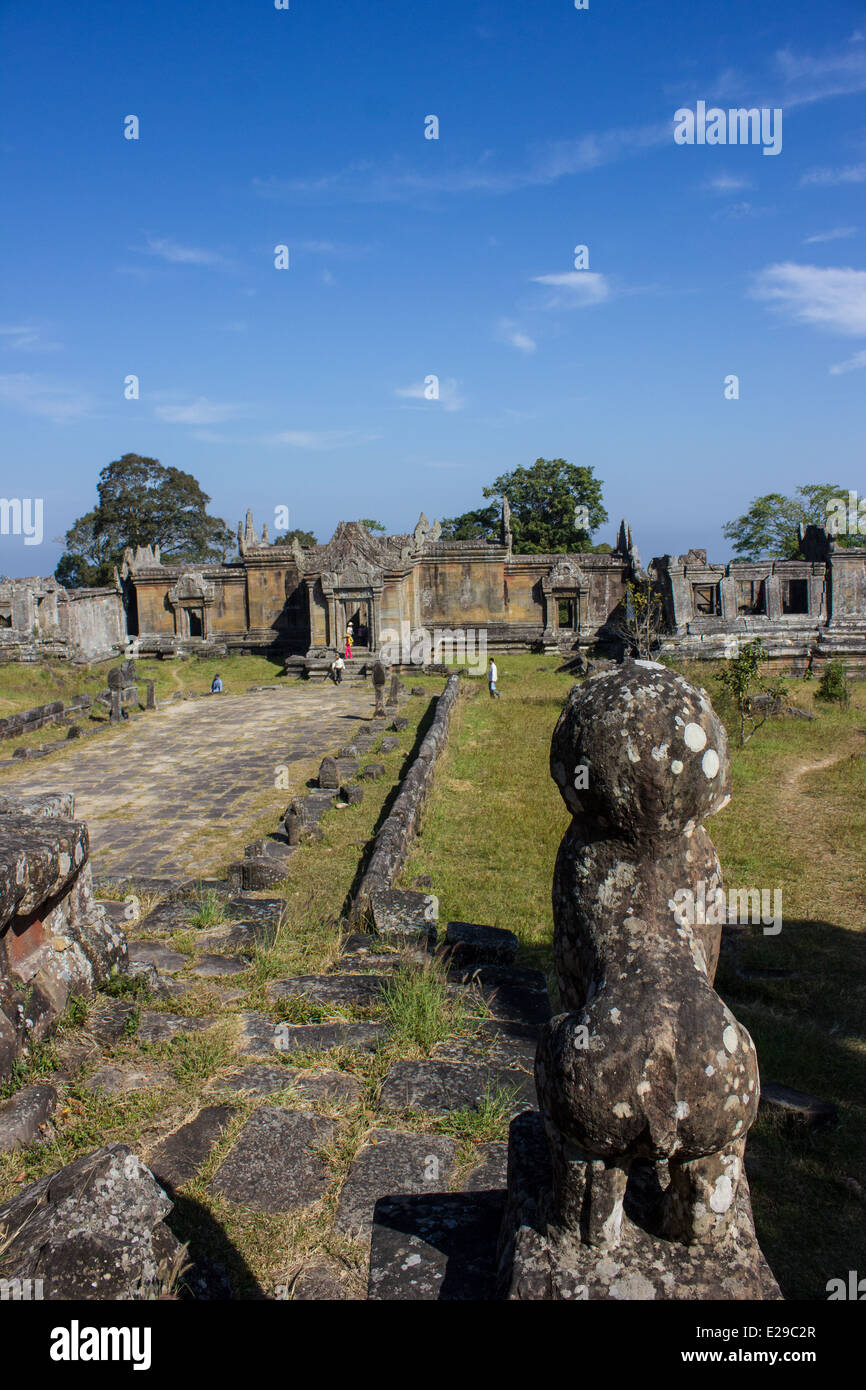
left=488, top=659, right=501, bottom=698
left=211, top=673, right=223, bottom=694
left=345, top=631, right=354, bottom=659
left=331, top=655, right=345, bottom=684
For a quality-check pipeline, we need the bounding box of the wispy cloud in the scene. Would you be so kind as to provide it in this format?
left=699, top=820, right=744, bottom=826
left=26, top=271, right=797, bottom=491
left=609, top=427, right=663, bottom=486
left=531, top=271, right=611, bottom=308
left=497, top=319, right=537, bottom=353
left=0, top=324, right=62, bottom=352
left=804, top=227, right=858, bottom=244
left=153, top=396, right=248, bottom=425
left=704, top=175, right=754, bottom=193
left=800, top=163, right=866, bottom=187
left=395, top=378, right=465, bottom=412
left=265, top=429, right=380, bottom=450
left=252, top=122, right=669, bottom=204
left=0, top=374, right=93, bottom=422
left=133, top=236, right=231, bottom=267
left=753, top=263, right=866, bottom=337
left=830, top=349, right=866, bottom=375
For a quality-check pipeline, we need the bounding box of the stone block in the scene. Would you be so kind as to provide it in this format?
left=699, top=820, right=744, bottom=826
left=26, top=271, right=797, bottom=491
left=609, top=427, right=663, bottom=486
left=209, top=1107, right=336, bottom=1212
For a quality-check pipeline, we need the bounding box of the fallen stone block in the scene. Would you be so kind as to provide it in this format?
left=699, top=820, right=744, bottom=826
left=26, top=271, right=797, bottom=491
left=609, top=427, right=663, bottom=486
left=361, top=762, right=386, bottom=780
left=341, top=784, right=363, bottom=806
left=0, top=1083, right=57, bottom=1152
left=370, top=889, right=438, bottom=947
left=759, top=1082, right=839, bottom=1129
left=445, top=921, right=519, bottom=968
left=0, top=1143, right=184, bottom=1299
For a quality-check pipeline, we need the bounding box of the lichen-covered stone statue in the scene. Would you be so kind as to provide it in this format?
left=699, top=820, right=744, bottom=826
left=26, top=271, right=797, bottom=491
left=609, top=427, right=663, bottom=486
left=500, top=661, right=780, bottom=1299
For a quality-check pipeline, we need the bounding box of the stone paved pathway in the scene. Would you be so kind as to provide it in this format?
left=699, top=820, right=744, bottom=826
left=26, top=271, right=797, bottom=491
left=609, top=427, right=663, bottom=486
left=0, top=688, right=372, bottom=880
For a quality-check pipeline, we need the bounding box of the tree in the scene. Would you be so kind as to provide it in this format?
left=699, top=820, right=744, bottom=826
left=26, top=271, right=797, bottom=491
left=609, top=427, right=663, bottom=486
left=359, top=519, right=387, bottom=534
left=55, top=454, right=233, bottom=587
left=439, top=504, right=500, bottom=542
left=722, top=484, right=861, bottom=560
left=715, top=639, right=788, bottom=746
left=271, top=528, right=318, bottom=548
left=619, top=577, right=665, bottom=659
left=490, top=459, right=606, bottom=552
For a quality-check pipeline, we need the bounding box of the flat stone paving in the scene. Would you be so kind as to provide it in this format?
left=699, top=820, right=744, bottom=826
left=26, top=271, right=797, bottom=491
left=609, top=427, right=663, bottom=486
left=0, top=688, right=372, bottom=881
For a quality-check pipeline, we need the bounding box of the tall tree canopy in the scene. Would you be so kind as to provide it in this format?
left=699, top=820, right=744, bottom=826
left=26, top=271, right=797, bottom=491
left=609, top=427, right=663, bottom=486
left=722, top=484, right=862, bottom=560
left=271, top=528, right=318, bottom=548
left=55, top=454, right=233, bottom=588
left=441, top=459, right=607, bottom=553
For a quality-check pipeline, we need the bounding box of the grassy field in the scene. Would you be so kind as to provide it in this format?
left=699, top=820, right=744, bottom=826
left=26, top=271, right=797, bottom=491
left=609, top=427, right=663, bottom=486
left=400, top=653, right=866, bottom=1300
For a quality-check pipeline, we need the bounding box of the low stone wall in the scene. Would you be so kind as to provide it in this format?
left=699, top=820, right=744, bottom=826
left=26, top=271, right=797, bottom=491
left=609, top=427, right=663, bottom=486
left=353, top=674, right=459, bottom=918
left=0, top=791, right=128, bottom=1079
left=0, top=694, right=92, bottom=741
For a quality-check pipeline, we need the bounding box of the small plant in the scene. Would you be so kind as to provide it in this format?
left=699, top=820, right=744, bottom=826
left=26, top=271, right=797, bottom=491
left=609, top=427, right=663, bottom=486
left=816, top=660, right=851, bottom=708
left=64, top=994, right=90, bottom=1029
left=381, top=959, right=467, bottom=1053
left=168, top=1031, right=231, bottom=1084
left=188, top=889, right=226, bottom=929
left=102, top=970, right=153, bottom=1003
left=440, top=1082, right=521, bottom=1143
left=716, top=639, right=774, bottom=746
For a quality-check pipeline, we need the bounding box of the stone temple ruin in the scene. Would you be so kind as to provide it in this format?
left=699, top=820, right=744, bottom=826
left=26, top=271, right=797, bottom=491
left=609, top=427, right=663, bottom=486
left=4, top=506, right=866, bottom=671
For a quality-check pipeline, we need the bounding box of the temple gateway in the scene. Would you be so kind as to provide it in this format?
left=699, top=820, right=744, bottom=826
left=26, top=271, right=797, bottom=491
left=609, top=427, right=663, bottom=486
left=2, top=503, right=865, bottom=671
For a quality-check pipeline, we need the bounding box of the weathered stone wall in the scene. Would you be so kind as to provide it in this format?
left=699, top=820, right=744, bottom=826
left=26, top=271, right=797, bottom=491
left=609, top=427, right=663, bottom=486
left=0, top=578, right=125, bottom=663
left=0, top=792, right=127, bottom=1079
left=353, top=675, right=460, bottom=917
left=0, top=695, right=92, bottom=741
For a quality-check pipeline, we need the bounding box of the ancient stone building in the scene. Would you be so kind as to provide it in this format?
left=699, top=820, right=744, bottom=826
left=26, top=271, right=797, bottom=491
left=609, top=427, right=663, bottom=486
left=0, top=576, right=125, bottom=663
left=4, top=505, right=866, bottom=669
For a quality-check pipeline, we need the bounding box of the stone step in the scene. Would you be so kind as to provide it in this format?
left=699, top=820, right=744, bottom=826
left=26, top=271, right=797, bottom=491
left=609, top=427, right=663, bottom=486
left=369, top=889, right=438, bottom=947
left=211, top=1064, right=362, bottom=1106
left=759, top=1083, right=838, bottom=1128
left=444, top=921, right=520, bottom=968
left=378, top=1057, right=535, bottom=1117
left=448, top=964, right=550, bottom=1027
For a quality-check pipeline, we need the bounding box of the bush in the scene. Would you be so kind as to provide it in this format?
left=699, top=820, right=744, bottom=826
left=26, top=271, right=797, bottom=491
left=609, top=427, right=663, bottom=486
left=816, top=661, right=851, bottom=708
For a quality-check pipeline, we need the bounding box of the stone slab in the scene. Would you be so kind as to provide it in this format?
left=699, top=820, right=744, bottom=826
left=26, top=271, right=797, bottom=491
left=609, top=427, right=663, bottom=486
left=209, top=1107, right=336, bottom=1212
left=137, top=1011, right=217, bottom=1044
left=368, top=1191, right=507, bottom=1300
left=445, top=922, right=520, bottom=968
left=336, top=1128, right=459, bottom=1239
left=128, top=941, right=189, bottom=975
left=147, top=1104, right=235, bottom=1191
left=266, top=974, right=389, bottom=1009
left=212, top=1064, right=362, bottom=1106
left=379, top=1058, right=534, bottom=1117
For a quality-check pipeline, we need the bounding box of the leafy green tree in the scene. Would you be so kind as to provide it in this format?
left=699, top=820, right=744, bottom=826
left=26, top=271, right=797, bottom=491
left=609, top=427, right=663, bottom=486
left=439, top=504, right=500, bottom=542
left=442, top=461, right=606, bottom=552
left=271, top=528, right=318, bottom=548
left=722, top=484, right=860, bottom=559
left=55, top=454, right=233, bottom=587
left=715, top=639, right=788, bottom=746
left=621, top=577, right=665, bottom=659
left=359, top=519, right=387, bottom=534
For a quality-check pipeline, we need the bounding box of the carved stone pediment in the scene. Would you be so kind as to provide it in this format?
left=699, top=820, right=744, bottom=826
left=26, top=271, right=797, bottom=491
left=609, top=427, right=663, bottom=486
left=544, top=557, right=588, bottom=592
left=167, top=572, right=214, bottom=606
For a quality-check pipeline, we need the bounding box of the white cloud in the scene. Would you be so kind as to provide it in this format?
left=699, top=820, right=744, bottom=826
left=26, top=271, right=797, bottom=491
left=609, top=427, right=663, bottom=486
left=321, top=268, right=336, bottom=286
left=135, top=237, right=230, bottom=267
left=266, top=429, right=379, bottom=450
left=0, top=324, right=62, bottom=352
left=704, top=175, right=754, bottom=193
left=531, top=271, right=611, bottom=307
left=753, top=263, right=866, bottom=336
left=154, top=397, right=247, bottom=425
left=497, top=319, right=537, bottom=353
left=0, top=374, right=93, bottom=422
left=803, top=227, right=857, bottom=244
left=395, top=378, right=465, bottom=412
left=800, top=163, right=866, bottom=187
left=830, top=349, right=866, bottom=374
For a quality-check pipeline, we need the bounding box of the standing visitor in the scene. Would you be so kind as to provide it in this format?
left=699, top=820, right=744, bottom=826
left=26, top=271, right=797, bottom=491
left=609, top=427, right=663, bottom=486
left=211, top=673, right=223, bottom=694
left=488, top=659, right=501, bottom=699
left=331, top=655, right=345, bottom=684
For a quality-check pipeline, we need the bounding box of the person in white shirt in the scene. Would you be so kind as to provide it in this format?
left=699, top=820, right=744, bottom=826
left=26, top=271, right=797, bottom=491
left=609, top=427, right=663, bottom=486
left=488, top=659, right=501, bottom=699
left=331, top=655, right=345, bottom=685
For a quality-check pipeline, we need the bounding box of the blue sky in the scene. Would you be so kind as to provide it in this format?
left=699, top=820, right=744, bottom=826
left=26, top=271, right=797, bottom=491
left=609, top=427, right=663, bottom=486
left=1, top=0, right=865, bottom=576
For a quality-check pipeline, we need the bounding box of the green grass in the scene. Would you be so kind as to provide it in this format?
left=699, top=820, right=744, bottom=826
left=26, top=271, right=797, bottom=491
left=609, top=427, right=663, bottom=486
left=380, top=958, right=471, bottom=1053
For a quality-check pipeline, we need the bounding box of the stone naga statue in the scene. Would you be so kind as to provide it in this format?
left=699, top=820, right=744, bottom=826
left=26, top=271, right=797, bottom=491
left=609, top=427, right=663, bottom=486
left=538, top=661, right=760, bottom=1251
